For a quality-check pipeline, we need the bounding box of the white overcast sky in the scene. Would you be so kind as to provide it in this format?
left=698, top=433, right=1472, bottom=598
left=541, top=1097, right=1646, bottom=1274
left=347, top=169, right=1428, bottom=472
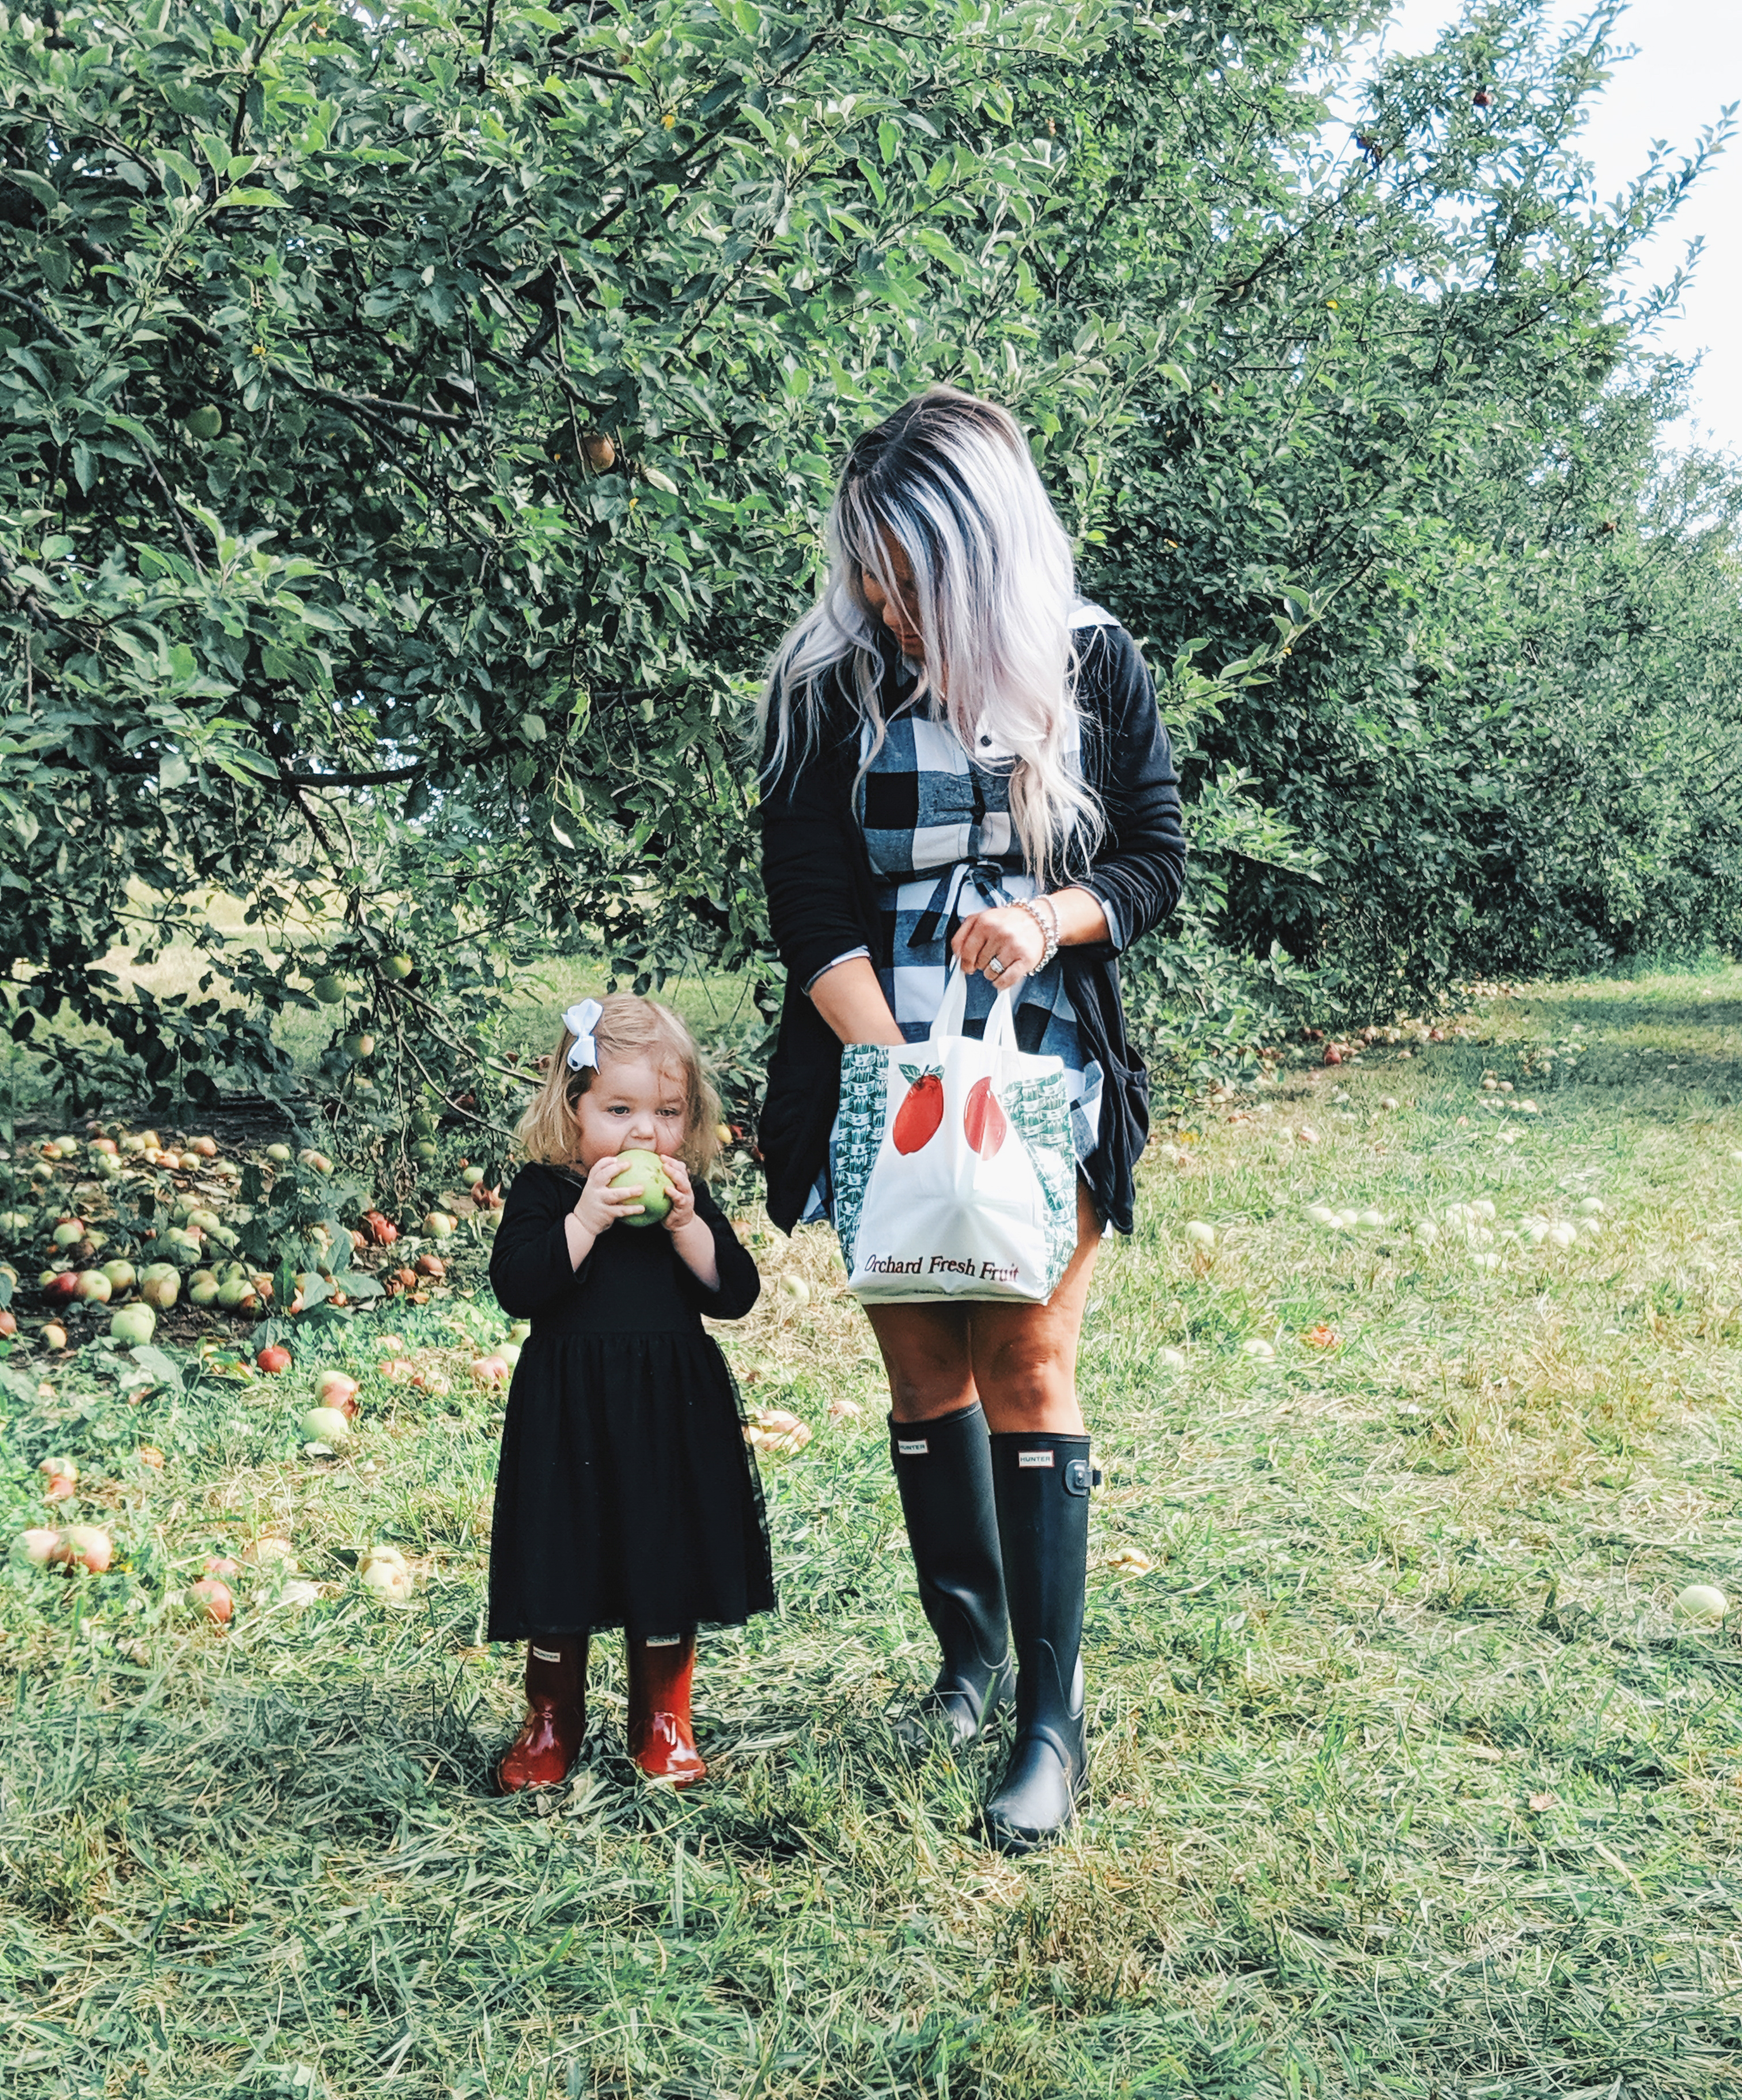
left=1345, top=1, right=1742, bottom=455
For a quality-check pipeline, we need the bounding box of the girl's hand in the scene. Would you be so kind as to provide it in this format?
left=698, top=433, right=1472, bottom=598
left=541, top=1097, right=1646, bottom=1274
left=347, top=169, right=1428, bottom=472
left=953, top=905, right=1046, bottom=991
left=659, top=1156, right=698, bottom=1235
left=572, top=1153, right=645, bottom=1237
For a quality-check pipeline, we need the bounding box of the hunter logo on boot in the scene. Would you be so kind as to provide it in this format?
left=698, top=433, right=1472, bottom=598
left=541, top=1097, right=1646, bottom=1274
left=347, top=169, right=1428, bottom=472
left=1017, top=1450, right=1055, bottom=1467
left=897, top=1438, right=930, bottom=1455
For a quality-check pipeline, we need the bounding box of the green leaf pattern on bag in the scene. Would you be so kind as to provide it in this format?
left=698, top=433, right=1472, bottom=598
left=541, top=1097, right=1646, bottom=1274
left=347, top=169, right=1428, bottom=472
left=830, top=1045, right=893, bottom=1275
left=1001, top=1072, right=1077, bottom=1293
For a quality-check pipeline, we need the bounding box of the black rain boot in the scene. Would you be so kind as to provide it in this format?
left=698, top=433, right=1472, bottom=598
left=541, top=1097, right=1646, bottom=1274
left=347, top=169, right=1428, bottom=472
left=981, top=1432, right=1092, bottom=1853
left=888, top=1402, right=1016, bottom=1750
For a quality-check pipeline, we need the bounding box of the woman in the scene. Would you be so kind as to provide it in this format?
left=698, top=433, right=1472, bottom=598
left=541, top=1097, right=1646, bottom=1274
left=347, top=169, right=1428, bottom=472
left=757, top=387, right=1186, bottom=1852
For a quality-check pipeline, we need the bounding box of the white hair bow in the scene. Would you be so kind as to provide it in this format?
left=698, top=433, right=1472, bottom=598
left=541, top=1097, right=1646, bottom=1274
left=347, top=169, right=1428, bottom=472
left=563, top=999, right=603, bottom=1072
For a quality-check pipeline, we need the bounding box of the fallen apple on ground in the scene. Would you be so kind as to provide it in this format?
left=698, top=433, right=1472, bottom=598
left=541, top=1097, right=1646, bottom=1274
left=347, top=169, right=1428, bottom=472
left=315, top=1369, right=359, bottom=1417
left=359, top=1544, right=415, bottom=1603
left=256, top=1344, right=292, bottom=1374
left=190, top=1576, right=234, bottom=1624
left=302, top=1405, right=353, bottom=1444
left=110, top=1304, right=157, bottom=1346
left=52, top=1526, right=112, bottom=1572
left=139, top=1264, right=180, bottom=1309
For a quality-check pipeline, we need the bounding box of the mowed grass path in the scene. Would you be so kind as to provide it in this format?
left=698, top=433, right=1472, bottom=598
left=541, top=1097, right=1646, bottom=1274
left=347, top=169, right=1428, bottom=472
left=5, top=970, right=1742, bottom=2098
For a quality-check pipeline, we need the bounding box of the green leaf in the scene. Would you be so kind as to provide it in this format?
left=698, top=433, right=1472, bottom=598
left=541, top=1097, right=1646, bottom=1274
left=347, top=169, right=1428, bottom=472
left=128, top=1345, right=184, bottom=1393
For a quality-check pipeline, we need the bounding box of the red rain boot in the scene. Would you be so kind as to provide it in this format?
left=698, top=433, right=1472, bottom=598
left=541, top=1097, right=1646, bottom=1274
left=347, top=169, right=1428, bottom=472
left=627, top=1631, right=707, bottom=1788
left=498, top=1635, right=586, bottom=1792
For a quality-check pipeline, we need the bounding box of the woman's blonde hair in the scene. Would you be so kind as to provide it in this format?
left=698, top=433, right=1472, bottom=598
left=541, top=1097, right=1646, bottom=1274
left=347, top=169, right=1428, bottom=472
left=760, top=385, right=1102, bottom=887
left=516, top=994, right=723, bottom=1178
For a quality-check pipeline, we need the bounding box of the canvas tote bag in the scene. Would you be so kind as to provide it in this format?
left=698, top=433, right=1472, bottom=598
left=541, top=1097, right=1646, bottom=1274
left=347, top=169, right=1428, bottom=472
left=832, top=967, right=1078, bottom=1304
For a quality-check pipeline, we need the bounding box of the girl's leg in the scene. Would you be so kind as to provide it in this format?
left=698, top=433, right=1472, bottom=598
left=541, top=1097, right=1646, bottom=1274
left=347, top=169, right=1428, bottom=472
left=866, top=1300, right=1012, bottom=1744
left=968, top=1180, right=1105, bottom=1851
left=498, top=1633, right=587, bottom=1792
left=627, top=1630, right=706, bottom=1787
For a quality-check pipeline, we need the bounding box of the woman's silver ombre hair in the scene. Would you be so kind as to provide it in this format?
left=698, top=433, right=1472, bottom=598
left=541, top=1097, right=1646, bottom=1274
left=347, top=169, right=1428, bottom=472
left=760, top=387, right=1101, bottom=882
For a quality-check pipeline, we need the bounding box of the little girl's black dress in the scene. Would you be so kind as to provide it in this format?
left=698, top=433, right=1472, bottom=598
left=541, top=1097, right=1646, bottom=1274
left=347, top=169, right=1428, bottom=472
left=485, top=1162, right=774, bottom=1642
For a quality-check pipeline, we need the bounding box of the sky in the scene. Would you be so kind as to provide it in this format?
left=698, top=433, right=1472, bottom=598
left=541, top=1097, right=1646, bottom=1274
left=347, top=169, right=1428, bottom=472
left=1345, top=0, right=1742, bottom=454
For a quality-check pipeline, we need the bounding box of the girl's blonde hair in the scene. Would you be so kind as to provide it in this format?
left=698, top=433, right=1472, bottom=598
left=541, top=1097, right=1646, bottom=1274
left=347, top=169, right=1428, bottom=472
left=517, top=994, right=723, bottom=1178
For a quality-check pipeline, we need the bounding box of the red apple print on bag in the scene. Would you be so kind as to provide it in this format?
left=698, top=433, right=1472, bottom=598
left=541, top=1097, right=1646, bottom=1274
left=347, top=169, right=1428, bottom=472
left=963, top=1076, right=1008, bottom=1159
left=892, top=1065, right=945, bottom=1154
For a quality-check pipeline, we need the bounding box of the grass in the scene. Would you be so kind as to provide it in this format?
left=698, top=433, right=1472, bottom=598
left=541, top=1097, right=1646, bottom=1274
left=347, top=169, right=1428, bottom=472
left=4, top=964, right=1742, bottom=2097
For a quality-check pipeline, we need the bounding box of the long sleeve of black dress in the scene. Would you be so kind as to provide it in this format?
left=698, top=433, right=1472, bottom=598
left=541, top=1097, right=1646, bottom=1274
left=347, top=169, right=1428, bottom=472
left=488, top=1162, right=590, bottom=1319
left=489, top=1164, right=760, bottom=1323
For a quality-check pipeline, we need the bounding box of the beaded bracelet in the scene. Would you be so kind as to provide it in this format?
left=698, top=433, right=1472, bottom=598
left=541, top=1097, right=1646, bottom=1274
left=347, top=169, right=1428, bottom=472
left=1015, top=894, right=1061, bottom=970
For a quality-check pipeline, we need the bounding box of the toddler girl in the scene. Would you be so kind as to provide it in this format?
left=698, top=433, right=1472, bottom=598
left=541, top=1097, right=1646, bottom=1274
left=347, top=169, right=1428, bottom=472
left=487, top=994, right=771, bottom=1791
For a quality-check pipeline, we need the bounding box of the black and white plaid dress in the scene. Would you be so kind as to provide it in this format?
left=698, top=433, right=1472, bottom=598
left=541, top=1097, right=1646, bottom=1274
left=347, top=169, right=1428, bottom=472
left=802, top=607, right=1121, bottom=1227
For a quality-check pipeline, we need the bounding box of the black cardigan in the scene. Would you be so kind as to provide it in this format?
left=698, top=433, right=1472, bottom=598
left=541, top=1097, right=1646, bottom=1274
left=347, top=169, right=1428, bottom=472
left=756, top=622, right=1187, bottom=1236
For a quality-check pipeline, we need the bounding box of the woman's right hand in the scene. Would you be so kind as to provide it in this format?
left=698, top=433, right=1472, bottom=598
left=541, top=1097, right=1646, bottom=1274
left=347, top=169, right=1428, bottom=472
left=571, top=1153, right=645, bottom=1236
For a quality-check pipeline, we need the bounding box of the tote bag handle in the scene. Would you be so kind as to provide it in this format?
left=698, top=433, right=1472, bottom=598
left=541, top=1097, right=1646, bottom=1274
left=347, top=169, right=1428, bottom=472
left=928, top=964, right=1020, bottom=1056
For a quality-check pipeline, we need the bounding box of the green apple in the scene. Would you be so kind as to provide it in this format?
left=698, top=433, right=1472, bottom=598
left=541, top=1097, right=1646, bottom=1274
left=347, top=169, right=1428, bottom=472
left=383, top=952, right=415, bottom=981
left=302, top=1405, right=353, bottom=1445
left=310, top=974, right=347, bottom=1005
left=342, top=1032, right=375, bottom=1058
left=184, top=404, right=223, bottom=441
left=1674, top=1583, right=1728, bottom=1624
left=101, top=1258, right=137, bottom=1293
left=139, top=1265, right=180, bottom=1310
left=265, top=1143, right=293, bottom=1164
left=110, top=1304, right=156, bottom=1345
left=422, top=1210, right=457, bottom=1238
left=610, top=1150, right=671, bottom=1227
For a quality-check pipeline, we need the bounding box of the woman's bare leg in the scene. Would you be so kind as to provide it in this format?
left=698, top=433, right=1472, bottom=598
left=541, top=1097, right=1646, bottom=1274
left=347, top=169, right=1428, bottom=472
left=967, top=1179, right=1104, bottom=1435
left=865, top=1299, right=977, bottom=1423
